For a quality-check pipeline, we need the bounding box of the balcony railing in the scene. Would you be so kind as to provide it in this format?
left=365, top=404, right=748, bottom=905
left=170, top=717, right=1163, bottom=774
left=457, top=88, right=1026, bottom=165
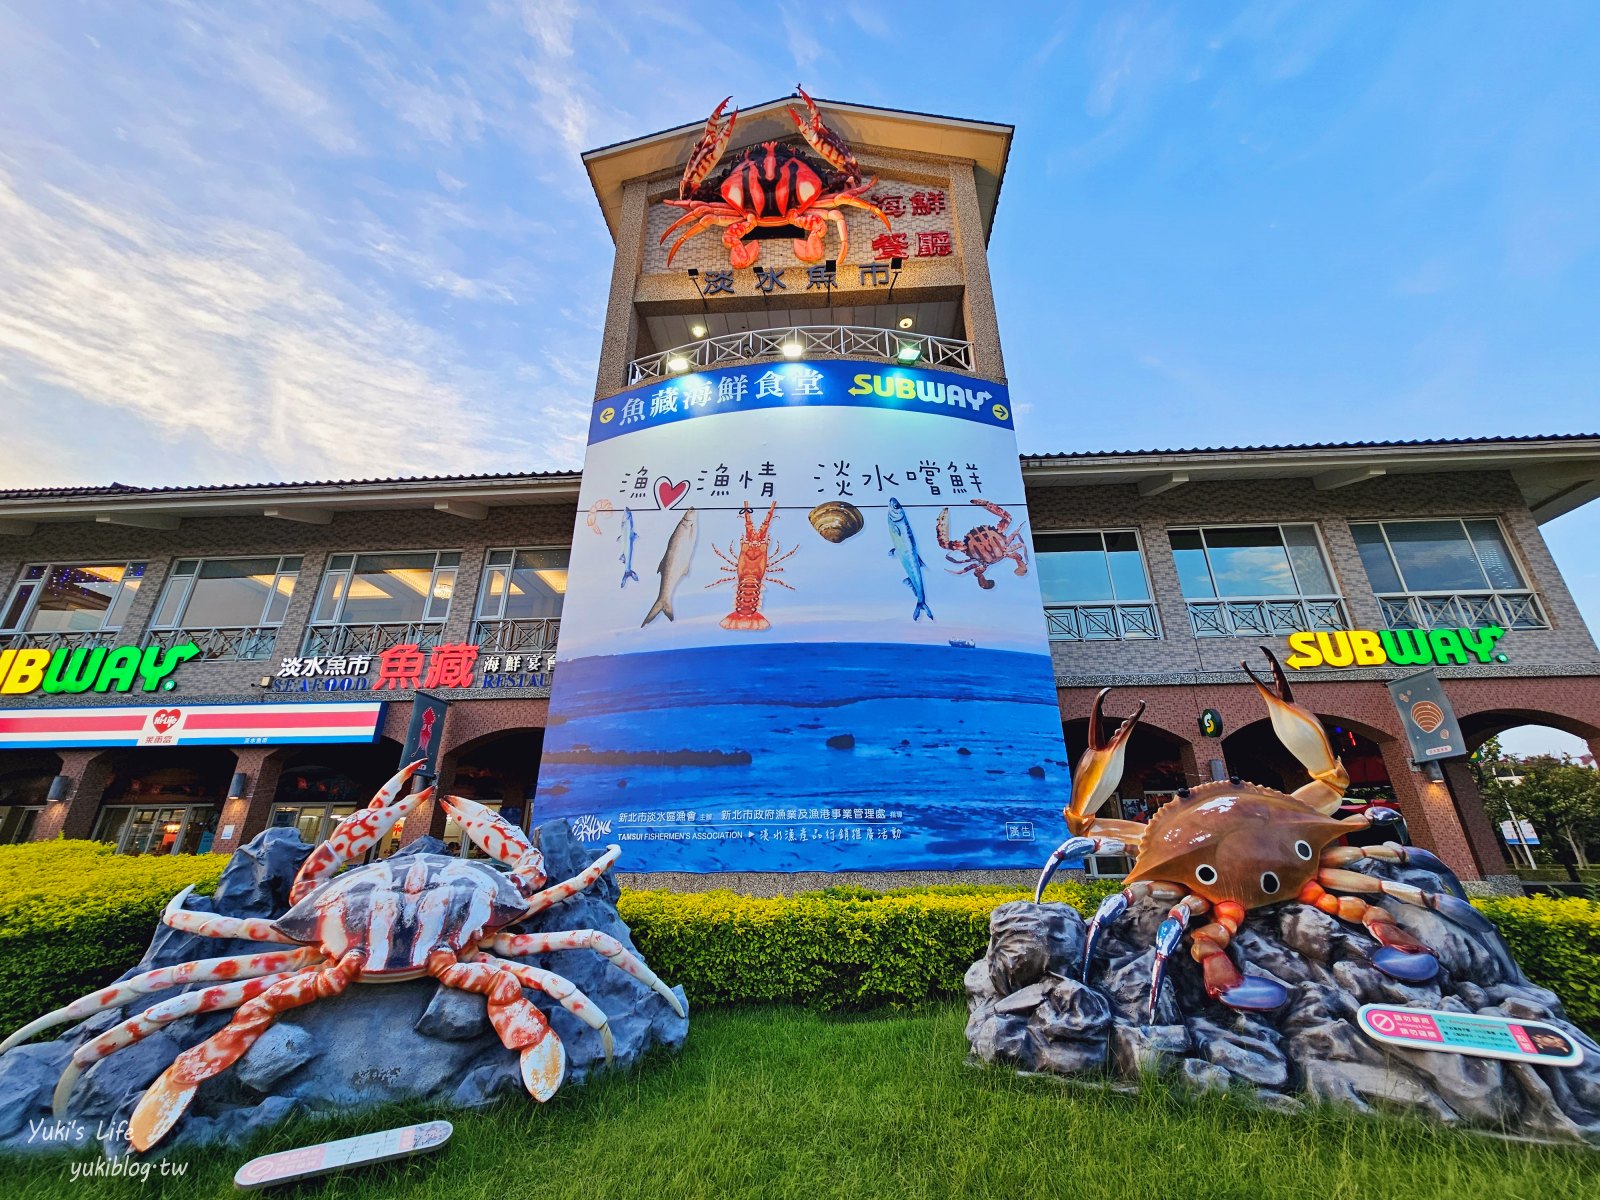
left=1188, top=596, right=1348, bottom=639
left=471, top=617, right=561, bottom=656
left=301, top=622, right=448, bottom=657
left=1378, top=591, right=1548, bottom=632
left=627, top=325, right=974, bottom=385
left=1044, top=602, right=1161, bottom=642
left=0, top=629, right=123, bottom=651
left=145, top=626, right=279, bottom=662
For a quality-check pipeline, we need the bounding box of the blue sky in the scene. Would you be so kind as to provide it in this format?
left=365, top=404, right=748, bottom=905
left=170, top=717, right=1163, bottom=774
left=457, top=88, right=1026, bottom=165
left=3, top=2, right=1596, bottom=752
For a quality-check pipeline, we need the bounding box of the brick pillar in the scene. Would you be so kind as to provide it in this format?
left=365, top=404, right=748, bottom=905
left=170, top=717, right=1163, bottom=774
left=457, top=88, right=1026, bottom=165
left=1440, top=759, right=1512, bottom=880
left=1377, top=742, right=1482, bottom=880
left=213, top=747, right=290, bottom=857
left=30, top=749, right=118, bottom=842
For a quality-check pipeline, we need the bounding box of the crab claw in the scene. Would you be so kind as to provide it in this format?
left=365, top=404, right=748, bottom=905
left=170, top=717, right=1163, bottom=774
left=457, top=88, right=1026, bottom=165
left=128, top=1071, right=198, bottom=1153
left=787, top=84, right=858, bottom=179
left=1082, top=891, right=1128, bottom=977
left=1148, top=910, right=1189, bottom=1022
left=679, top=96, right=736, bottom=198
left=1065, top=689, right=1144, bottom=836
left=1034, top=836, right=1099, bottom=902
left=1370, top=945, right=1440, bottom=983
left=1243, top=647, right=1348, bottom=814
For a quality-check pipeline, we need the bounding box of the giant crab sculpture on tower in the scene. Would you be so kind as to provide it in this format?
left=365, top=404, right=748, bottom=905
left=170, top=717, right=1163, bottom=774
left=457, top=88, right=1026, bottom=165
left=0, top=762, right=685, bottom=1151
left=660, top=88, right=893, bottom=268
left=1034, top=648, right=1496, bottom=1018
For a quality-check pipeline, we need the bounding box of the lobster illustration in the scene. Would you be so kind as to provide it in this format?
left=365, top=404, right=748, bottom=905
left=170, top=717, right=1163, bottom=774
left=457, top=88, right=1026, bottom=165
left=707, top=501, right=797, bottom=630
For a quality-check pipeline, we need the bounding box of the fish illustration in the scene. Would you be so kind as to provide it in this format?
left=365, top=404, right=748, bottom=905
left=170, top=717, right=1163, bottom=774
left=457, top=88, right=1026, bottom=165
left=643, top=507, right=697, bottom=626
left=887, top=497, right=933, bottom=621
left=618, top=506, right=639, bottom=587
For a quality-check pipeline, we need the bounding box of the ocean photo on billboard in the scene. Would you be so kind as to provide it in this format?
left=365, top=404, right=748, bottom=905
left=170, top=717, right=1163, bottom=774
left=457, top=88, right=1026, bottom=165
left=533, top=642, right=1074, bottom=872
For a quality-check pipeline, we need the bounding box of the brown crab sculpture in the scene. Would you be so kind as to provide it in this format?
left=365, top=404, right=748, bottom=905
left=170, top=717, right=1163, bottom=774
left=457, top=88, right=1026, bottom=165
left=1034, top=648, right=1494, bottom=1018
left=0, top=762, right=684, bottom=1151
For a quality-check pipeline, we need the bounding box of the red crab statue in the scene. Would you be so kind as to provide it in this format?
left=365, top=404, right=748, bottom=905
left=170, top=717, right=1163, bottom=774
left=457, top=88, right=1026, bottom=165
left=1033, top=649, right=1495, bottom=1019
left=937, top=498, right=1029, bottom=590
left=0, top=761, right=684, bottom=1151
left=660, top=87, right=892, bottom=268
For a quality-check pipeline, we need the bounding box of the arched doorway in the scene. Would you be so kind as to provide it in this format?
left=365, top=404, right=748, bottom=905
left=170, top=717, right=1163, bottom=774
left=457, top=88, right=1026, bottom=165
left=1221, top=716, right=1400, bottom=847
left=269, top=739, right=405, bottom=849
left=93, top=747, right=236, bottom=855
left=441, top=728, right=545, bottom=857
left=0, top=751, right=60, bottom=844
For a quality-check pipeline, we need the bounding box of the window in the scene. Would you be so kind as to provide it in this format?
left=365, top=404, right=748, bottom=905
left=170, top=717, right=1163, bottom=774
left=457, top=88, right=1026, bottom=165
left=1033, top=531, right=1159, bottom=640
left=92, top=804, right=217, bottom=855
left=473, top=548, right=569, bottom=654
left=146, top=557, right=301, bottom=660
left=304, top=551, right=460, bottom=654
left=1350, top=519, right=1547, bottom=630
left=1, top=562, right=146, bottom=639
left=1170, top=525, right=1345, bottom=637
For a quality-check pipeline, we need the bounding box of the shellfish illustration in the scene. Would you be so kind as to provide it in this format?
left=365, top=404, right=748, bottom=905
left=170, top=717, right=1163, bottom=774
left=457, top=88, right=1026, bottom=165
left=808, top=501, right=863, bottom=543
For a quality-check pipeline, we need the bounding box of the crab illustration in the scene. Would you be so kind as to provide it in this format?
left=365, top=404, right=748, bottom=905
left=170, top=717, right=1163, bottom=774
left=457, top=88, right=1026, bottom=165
left=660, top=87, right=891, bottom=268
left=1034, top=649, right=1495, bottom=1018
left=936, top=498, right=1029, bottom=590
left=0, top=761, right=685, bottom=1151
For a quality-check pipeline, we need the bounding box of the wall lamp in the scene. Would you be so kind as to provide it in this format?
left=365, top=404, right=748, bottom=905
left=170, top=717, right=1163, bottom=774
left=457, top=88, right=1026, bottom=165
left=228, top=772, right=248, bottom=801
left=46, top=775, right=70, bottom=803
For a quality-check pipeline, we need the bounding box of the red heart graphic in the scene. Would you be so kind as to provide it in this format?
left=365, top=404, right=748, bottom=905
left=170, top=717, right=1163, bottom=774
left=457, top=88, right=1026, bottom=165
left=153, top=708, right=181, bottom=733
left=655, top=477, right=690, bottom=509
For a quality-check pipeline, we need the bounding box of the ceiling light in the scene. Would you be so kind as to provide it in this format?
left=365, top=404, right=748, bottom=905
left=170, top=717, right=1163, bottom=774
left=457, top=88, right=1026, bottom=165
left=690, top=323, right=707, bottom=338
left=896, top=340, right=923, bottom=364
left=666, top=355, right=690, bottom=372
left=898, top=316, right=914, bottom=330
left=781, top=341, right=804, bottom=359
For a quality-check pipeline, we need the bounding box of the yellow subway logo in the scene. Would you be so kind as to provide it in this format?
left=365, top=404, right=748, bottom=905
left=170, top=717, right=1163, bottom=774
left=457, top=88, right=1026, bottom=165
left=1285, top=626, right=1507, bottom=670
left=0, top=643, right=201, bottom=694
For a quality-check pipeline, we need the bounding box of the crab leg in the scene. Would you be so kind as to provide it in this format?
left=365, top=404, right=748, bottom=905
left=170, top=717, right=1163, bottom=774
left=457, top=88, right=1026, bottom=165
left=429, top=953, right=565, bottom=1102
left=0, top=945, right=318, bottom=1056
left=480, top=955, right=617, bottom=1061
left=289, top=761, right=431, bottom=904
left=1321, top=838, right=1468, bottom=900
left=1314, top=867, right=1494, bottom=935
left=524, top=845, right=623, bottom=915
left=128, top=952, right=364, bottom=1151
left=1081, top=879, right=1188, bottom=973
left=53, top=970, right=305, bottom=1115
left=160, top=884, right=299, bottom=944
left=489, top=929, right=686, bottom=1018
left=1297, top=879, right=1439, bottom=983
left=1243, top=648, right=1348, bottom=814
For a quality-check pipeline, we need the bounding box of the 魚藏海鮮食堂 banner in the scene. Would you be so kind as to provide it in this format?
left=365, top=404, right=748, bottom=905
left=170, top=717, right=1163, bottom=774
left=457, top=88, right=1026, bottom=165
left=536, top=360, right=1069, bottom=870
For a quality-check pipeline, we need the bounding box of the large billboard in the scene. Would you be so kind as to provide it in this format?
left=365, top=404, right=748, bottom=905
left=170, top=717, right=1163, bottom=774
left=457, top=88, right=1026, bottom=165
left=535, top=359, right=1069, bottom=871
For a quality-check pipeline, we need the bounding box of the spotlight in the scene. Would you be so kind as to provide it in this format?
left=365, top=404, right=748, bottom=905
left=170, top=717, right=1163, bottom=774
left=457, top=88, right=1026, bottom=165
left=666, top=355, right=690, bottom=372
left=691, top=323, right=707, bottom=338
left=897, top=316, right=914, bottom=330
left=781, top=341, right=804, bottom=359
left=896, top=340, right=922, bottom=364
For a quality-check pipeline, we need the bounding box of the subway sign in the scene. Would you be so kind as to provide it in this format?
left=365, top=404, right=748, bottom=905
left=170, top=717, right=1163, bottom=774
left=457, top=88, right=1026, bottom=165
left=0, top=644, right=201, bottom=695
left=1285, top=626, right=1508, bottom=670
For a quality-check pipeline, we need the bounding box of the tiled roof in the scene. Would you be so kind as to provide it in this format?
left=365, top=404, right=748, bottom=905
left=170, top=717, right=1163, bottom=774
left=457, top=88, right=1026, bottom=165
left=1018, top=433, right=1600, bottom=459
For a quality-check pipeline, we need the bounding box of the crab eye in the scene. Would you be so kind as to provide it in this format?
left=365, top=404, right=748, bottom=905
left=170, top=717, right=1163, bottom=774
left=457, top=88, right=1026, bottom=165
left=1294, top=840, right=1313, bottom=861
left=1260, top=871, right=1281, bottom=895
left=1195, top=864, right=1218, bottom=885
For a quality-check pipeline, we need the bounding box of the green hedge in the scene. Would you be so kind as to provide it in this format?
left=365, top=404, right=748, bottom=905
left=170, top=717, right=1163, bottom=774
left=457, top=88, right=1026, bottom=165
left=0, top=842, right=1596, bottom=1037
left=0, top=841, right=226, bottom=1035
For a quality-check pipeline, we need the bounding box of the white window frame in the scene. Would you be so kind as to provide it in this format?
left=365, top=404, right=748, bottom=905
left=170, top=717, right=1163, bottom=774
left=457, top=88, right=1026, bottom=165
left=307, top=549, right=462, bottom=629
left=149, top=555, right=302, bottom=631
left=1169, top=522, right=1347, bottom=639
left=1349, top=516, right=1548, bottom=631
left=1032, top=528, right=1162, bottom=641
left=0, top=561, right=148, bottom=635
left=474, top=546, right=570, bottom=622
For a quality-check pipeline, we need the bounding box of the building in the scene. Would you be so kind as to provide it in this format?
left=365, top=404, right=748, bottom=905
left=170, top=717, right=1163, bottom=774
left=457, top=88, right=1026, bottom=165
left=3, top=94, right=1598, bottom=893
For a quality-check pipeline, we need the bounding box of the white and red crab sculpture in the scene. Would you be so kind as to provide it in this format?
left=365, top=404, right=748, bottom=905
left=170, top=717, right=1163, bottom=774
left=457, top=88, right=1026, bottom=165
left=660, top=87, right=892, bottom=268
left=0, top=761, right=684, bottom=1152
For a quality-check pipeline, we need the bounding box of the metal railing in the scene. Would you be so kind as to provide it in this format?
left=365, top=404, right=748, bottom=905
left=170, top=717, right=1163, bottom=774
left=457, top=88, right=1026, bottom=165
left=1043, top=602, right=1161, bottom=641
left=145, top=626, right=279, bottom=662
left=627, top=325, right=974, bottom=384
left=1377, top=590, right=1548, bottom=631
left=0, top=629, right=123, bottom=651
left=1188, top=596, right=1348, bottom=638
left=471, top=617, right=561, bottom=656
left=301, top=621, right=448, bottom=656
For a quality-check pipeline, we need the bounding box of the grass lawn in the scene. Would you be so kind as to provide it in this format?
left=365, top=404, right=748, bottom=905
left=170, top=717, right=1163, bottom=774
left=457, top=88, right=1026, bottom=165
left=9, top=1003, right=1599, bottom=1200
